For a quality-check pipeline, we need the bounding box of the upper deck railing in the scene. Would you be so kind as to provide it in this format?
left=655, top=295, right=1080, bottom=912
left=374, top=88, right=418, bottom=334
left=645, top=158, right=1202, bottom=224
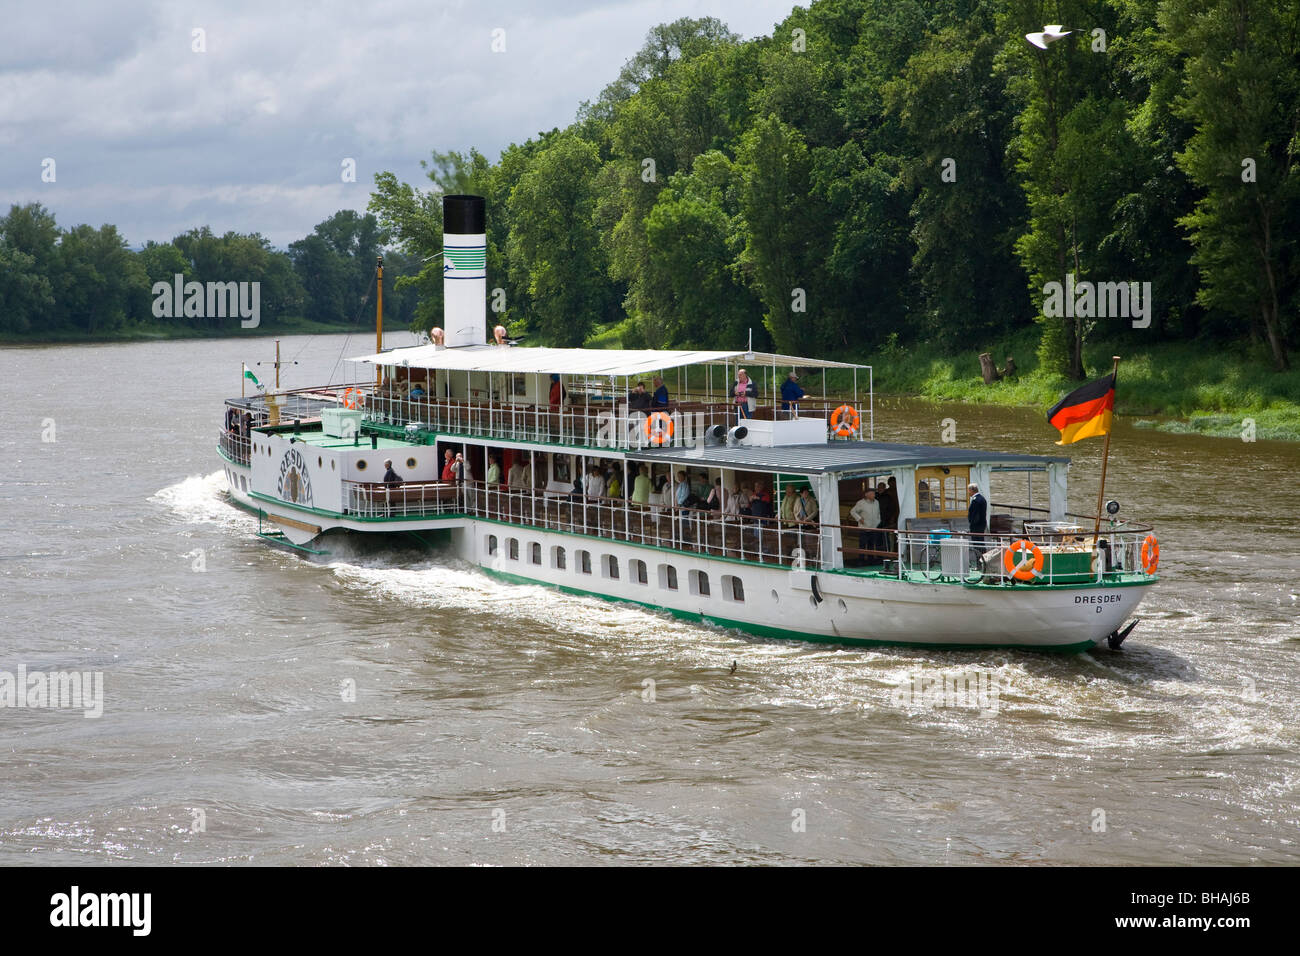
left=359, top=390, right=864, bottom=449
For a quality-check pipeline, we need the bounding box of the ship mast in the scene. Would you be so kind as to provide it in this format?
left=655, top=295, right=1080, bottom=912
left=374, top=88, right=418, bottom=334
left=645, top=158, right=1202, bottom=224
left=375, top=255, right=383, bottom=388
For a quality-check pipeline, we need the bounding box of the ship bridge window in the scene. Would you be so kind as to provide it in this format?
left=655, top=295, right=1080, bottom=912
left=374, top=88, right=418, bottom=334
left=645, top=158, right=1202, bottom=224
left=915, top=466, right=971, bottom=518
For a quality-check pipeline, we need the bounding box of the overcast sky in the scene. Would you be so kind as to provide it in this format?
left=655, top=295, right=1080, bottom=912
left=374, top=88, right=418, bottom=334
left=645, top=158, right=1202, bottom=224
left=1, top=0, right=797, bottom=249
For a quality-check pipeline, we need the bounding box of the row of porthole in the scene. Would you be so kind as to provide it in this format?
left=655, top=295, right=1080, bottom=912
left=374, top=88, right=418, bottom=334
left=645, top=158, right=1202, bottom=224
left=223, top=468, right=248, bottom=493
left=485, top=535, right=747, bottom=602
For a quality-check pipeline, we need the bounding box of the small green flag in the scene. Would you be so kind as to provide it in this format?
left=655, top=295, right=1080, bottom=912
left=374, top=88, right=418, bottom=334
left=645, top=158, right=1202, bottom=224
left=243, top=366, right=264, bottom=390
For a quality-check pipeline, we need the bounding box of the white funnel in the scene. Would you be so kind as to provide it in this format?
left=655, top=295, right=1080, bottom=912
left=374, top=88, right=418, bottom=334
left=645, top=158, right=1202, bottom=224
left=442, top=195, right=486, bottom=347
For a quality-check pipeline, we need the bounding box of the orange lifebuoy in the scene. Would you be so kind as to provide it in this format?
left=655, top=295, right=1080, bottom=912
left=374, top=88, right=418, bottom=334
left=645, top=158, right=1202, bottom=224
left=1003, top=539, right=1044, bottom=582
left=1141, top=534, right=1159, bottom=574
left=342, top=388, right=364, bottom=409
left=644, top=410, right=674, bottom=446
left=830, top=404, right=860, bottom=438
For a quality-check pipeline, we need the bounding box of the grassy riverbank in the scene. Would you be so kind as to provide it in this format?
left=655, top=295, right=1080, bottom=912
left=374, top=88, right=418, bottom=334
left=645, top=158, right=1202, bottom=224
left=0, top=315, right=362, bottom=347
left=867, top=329, right=1300, bottom=441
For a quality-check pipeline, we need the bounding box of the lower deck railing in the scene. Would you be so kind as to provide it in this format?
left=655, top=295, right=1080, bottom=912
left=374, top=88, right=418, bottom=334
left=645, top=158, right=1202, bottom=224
left=339, top=479, right=1157, bottom=585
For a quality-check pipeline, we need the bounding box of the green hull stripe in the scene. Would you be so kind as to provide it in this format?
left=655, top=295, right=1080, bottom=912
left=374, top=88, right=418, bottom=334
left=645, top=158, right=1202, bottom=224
left=480, top=566, right=1100, bottom=653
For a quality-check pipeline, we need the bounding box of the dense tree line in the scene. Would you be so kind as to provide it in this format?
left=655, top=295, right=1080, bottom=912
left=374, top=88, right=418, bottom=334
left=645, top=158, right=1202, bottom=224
left=371, top=0, right=1298, bottom=376
left=0, top=205, right=421, bottom=337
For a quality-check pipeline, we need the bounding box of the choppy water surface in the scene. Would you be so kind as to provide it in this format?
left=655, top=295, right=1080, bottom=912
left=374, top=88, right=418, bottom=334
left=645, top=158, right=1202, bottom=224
left=2, top=335, right=1297, bottom=864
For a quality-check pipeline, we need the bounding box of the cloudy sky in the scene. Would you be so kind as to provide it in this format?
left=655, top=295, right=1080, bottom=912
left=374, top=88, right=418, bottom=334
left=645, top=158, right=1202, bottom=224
left=1, top=0, right=797, bottom=249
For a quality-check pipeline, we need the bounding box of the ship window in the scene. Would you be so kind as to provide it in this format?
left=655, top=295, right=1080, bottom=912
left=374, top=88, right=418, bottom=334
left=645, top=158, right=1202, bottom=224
left=577, top=550, right=592, bottom=574
left=487, top=535, right=498, bottom=555
left=551, top=546, right=566, bottom=570
left=240, top=476, right=247, bottom=492
left=357, top=460, right=368, bottom=471
left=318, top=456, right=323, bottom=468
left=406, top=457, right=417, bottom=469
left=915, top=467, right=970, bottom=518
left=603, top=555, right=619, bottom=580
left=659, top=565, right=678, bottom=590
left=630, top=559, right=648, bottom=585
left=508, top=538, right=519, bottom=561
left=689, top=570, right=710, bottom=597
left=530, top=542, right=541, bottom=565
left=331, top=459, right=336, bottom=471
left=722, top=575, right=744, bottom=602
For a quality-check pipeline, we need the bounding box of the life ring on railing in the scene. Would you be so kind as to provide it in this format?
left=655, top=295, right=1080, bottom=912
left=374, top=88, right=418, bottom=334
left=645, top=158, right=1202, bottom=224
left=1003, top=539, right=1044, bottom=581
left=644, top=411, right=674, bottom=446
left=830, top=404, right=860, bottom=438
left=1141, top=534, right=1159, bottom=574
left=342, top=388, right=364, bottom=409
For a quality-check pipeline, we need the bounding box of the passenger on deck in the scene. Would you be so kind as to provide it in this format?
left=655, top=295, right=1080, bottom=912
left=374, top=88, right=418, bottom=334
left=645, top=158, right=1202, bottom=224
left=451, top=453, right=466, bottom=482
left=631, top=465, right=652, bottom=505
left=507, top=457, right=527, bottom=488
left=735, top=482, right=753, bottom=516
left=879, top=479, right=899, bottom=531
left=493, top=325, right=508, bottom=346
left=441, top=450, right=455, bottom=481
left=652, top=376, right=669, bottom=409
left=409, top=383, right=426, bottom=399
left=750, top=481, right=771, bottom=518
left=733, top=369, right=756, bottom=422
left=383, top=459, right=402, bottom=485
left=850, top=487, right=882, bottom=564
left=968, top=483, right=988, bottom=543
left=706, top=478, right=727, bottom=511
left=675, top=471, right=693, bottom=508
left=780, top=372, right=805, bottom=417
left=605, top=467, right=622, bottom=499
left=796, top=487, right=819, bottom=524
left=585, top=465, right=606, bottom=500
left=486, top=453, right=501, bottom=485
left=628, top=382, right=652, bottom=414
left=548, top=374, right=564, bottom=407
left=780, top=486, right=799, bottom=523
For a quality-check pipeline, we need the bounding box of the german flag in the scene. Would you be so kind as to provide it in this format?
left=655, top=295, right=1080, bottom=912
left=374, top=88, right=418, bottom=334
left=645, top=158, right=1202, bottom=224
left=1047, top=373, right=1115, bottom=445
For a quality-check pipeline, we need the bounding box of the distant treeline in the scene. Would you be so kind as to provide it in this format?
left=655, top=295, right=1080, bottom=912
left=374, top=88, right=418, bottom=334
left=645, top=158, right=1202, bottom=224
left=370, top=0, right=1298, bottom=376
left=0, top=205, right=422, bottom=337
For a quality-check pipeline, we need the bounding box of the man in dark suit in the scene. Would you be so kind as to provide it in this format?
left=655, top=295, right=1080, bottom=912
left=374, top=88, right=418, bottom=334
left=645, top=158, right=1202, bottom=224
left=967, top=483, right=988, bottom=542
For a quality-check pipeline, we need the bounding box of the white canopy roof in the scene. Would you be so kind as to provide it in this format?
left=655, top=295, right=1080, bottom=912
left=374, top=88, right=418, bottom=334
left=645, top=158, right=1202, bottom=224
left=348, top=343, right=867, bottom=376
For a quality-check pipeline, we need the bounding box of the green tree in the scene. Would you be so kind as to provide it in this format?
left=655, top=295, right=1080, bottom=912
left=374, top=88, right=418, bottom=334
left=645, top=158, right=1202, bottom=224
left=1165, top=0, right=1299, bottom=370
left=507, top=133, right=616, bottom=346
left=55, top=223, right=147, bottom=334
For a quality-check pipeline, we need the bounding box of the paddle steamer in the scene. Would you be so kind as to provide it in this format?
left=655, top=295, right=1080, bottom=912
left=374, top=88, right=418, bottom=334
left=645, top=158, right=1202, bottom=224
left=216, top=196, right=1158, bottom=651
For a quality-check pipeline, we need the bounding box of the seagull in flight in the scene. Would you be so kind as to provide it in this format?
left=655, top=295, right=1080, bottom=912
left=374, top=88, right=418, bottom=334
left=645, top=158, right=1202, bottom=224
left=1026, top=25, right=1072, bottom=49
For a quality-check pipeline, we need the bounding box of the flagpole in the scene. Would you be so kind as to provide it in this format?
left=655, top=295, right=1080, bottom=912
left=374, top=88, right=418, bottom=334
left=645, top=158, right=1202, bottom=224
left=1092, top=355, right=1121, bottom=545
left=241, top=363, right=245, bottom=398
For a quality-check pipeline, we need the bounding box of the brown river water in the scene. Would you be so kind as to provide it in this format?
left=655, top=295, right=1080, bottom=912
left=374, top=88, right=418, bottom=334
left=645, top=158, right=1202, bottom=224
left=2, top=333, right=1297, bottom=864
